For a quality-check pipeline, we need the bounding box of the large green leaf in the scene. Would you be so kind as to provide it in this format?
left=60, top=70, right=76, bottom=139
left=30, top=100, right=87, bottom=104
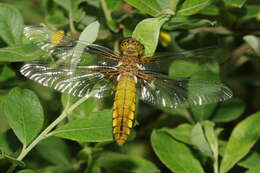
left=0, top=3, right=24, bottom=45
left=0, top=44, right=48, bottom=62
left=220, top=111, right=260, bottom=173
left=94, top=152, right=159, bottom=172
left=212, top=98, right=245, bottom=122
left=151, top=130, right=205, bottom=173
left=36, top=137, right=71, bottom=166
left=4, top=88, right=44, bottom=145
left=51, top=109, right=113, bottom=142
left=132, top=16, right=169, bottom=56
left=177, top=0, right=212, bottom=16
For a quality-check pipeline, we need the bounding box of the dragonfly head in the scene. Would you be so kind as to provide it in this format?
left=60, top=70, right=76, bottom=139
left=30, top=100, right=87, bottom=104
left=120, top=37, right=144, bottom=57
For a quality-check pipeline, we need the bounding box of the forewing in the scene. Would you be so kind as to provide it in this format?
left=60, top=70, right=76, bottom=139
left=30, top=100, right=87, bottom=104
left=138, top=73, right=233, bottom=108
left=20, top=62, right=116, bottom=98
left=24, top=25, right=120, bottom=65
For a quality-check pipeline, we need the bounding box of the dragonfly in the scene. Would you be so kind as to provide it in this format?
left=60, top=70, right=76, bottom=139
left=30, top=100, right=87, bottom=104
left=21, top=24, right=233, bottom=146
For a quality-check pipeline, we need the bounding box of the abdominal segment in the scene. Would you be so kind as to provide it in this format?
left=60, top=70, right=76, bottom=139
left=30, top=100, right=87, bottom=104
left=113, top=75, right=136, bottom=146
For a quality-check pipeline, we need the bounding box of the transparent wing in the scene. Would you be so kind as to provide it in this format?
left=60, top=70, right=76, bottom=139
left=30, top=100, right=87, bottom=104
left=141, top=46, right=218, bottom=64
left=20, top=62, right=116, bottom=98
left=24, top=25, right=119, bottom=65
left=138, top=72, right=233, bottom=108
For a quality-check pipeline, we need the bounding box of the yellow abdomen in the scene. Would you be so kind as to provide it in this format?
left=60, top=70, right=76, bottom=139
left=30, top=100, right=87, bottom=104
left=113, top=75, right=137, bottom=146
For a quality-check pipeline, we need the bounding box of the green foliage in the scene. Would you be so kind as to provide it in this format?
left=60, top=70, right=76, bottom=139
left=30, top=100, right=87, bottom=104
left=0, top=3, right=23, bottom=45
left=151, top=130, right=205, bottom=173
left=52, top=109, right=113, bottom=142
left=0, top=0, right=259, bottom=172
left=4, top=87, right=44, bottom=145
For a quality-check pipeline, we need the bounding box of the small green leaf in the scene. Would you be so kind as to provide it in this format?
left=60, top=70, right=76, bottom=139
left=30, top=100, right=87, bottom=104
left=178, top=0, right=212, bottom=16
left=162, top=124, right=193, bottom=144
left=243, top=35, right=260, bottom=57
left=17, top=169, right=36, bottom=173
left=151, top=130, right=205, bottom=173
left=70, top=21, right=100, bottom=66
left=123, top=0, right=162, bottom=16
left=4, top=88, right=44, bottom=145
left=0, top=65, right=16, bottom=82
left=0, top=44, right=48, bottom=62
left=52, top=109, right=113, bottom=142
left=220, top=111, right=260, bottom=173
left=156, top=0, right=180, bottom=13
left=0, top=3, right=24, bottom=45
left=238, top=152, right=260, bottom=169
left=202, top=121, right=219, bottom=160
left=36, top=137, right=70, bottom=165
left=132, top=16, right=169, bottom=56
left=191, top=123, right=212, bottom=157
left=212, top=98, right=245, bottom=122
left=79, top=21, right=100, bottom=43
left=94, top=152, right=159, bottom=172
left=223, top=0, right=247, bottom=8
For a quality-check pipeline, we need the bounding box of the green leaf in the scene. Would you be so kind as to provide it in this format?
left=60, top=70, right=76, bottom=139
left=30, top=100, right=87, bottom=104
left=51, top=109, right=113, bottom=142
left=156, top=0, right=180, bottom=13
left=192, top=104, right=217, bottom=121
left=0, top=132, right=13, bottom=155
left=0, top=44, right=48, bottom=62
left=123, top=0, right=162, bottom=16
left=161, top=124, right=193, bottom=144
left=61, top=94, right=98, bottom=121
left=202, top=121, right=218, bottom=157
left=0, top=3, right=24, bottom=45
left=245, top=165, right=260, bottom=173
left=70, top=21, right=100, bottom=66
left=4, top=88, right=44, bottom=145
left=243, top=35, right=260, bottom=57
left=223, top=0, right=247, bottom=8
left=132, top=16, right=169, bottom=56
left=94, top=152, right=159, bottom=172
left=242, top=5, right=260, bottom=21
left=220, top=111, right=260, bottom=173
left=36, top=137, right=70, bottom=165
left=46, top=14, right=69, bottom=27
left=238, top=152, right=260, bottom=169
left=212, top=98, right=245, bottom=122
left=0, top=65, right=16, bottom=82
left=191, top=123, right=212, bottom=157
left=164, top=16, right=216, bottom=30
left=17, top=169, right=36, bottom=173
left=151, top=130, right=205, bottom=173
left=177, top=0, right=212, bottom=16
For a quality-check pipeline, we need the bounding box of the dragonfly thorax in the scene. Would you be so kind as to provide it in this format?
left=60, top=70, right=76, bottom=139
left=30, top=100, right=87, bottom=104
left=120, top=37, right=144, bottom=57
